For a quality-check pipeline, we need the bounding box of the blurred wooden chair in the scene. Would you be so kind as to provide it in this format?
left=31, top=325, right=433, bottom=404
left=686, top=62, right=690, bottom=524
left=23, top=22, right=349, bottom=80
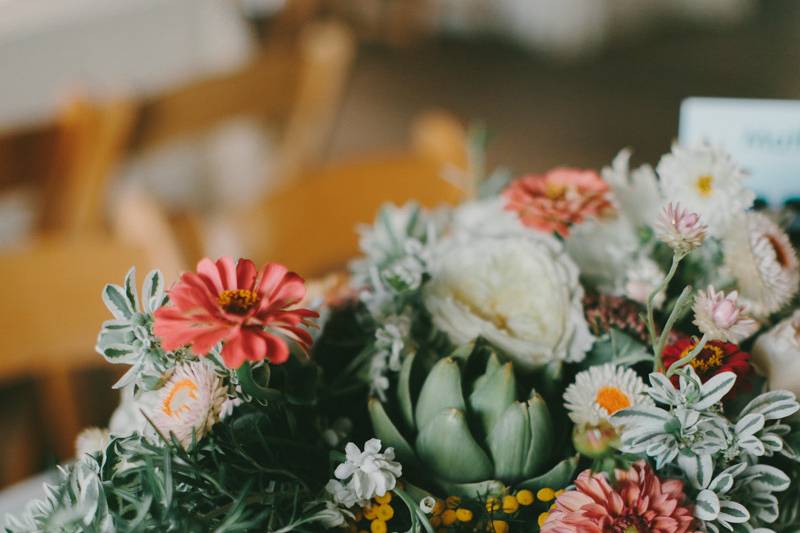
left=0, top=99, right=184, bottom=473
left=228, top=109, right=470, bottom=277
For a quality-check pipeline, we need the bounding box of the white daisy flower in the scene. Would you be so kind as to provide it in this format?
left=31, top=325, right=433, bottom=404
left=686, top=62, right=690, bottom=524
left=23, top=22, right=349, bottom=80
left=657, top=144, right=754, bottom=236
left=563, top=363, right=652, bottom=427
left=723, top=212, right=799, bottom=317
left=148, top=360, right=228, bottom=449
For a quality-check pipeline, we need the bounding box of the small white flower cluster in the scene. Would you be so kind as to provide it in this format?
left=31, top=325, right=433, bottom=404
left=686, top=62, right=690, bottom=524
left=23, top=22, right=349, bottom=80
left=369, top=313, right=414, bottom=399
left=326, top=438, right=402, bottom=508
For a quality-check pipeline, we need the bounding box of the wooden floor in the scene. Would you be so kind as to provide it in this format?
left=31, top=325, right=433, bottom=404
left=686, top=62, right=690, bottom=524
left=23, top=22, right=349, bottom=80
left=328, top=1, right=800, bottom=173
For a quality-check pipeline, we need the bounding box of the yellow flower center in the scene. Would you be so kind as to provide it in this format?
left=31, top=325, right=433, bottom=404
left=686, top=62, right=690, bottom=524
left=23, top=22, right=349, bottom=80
left=162, top=378, right=198, bottom=417
left=683, top=342, right=725, bottom=373
left=595, top=386, right=631, bottom=415
left=695, top=175, right=714, bottom=197
left=544, top=181, right=566, bottom=199
left=217, top=289, right=259, bottom=314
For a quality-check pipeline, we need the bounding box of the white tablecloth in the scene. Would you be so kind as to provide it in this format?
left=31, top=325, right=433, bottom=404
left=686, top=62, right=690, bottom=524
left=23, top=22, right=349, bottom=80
left=0, top=471, right=58, bottom=524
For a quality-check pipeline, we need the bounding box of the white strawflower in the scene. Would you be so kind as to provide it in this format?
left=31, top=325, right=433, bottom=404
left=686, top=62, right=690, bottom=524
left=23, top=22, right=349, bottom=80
left=602, top=148, right=663, bottom=229
left=723, top=212, right=799, bottom=317
left=618, top=255, right=666, bottom=308
left=563, top=363, right=652, bottom=427
left=329, top=439, right=402, bottom=507
left=657, top=144, right=754, bottom=236
left=419, top=496, right=437, bottom=514
left=148, top=360, right=228, bottom=449
left=654, top=202, right=707, bottom=255
left=424, top=234, right=594, bottom=371
left=692, top=286, right=758, bottom=343
left=752, top=310, right=800, bottom=396
left=75, top=427, right=110, bottom=457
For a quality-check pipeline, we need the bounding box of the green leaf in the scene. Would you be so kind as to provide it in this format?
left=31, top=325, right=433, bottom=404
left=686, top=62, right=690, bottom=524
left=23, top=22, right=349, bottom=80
left=523, top=393, right=553, bottom=477
left=368, top=398, right=418, bottom=468
left=486, top=402, right=530, bottom=482
left=747, top=464, right=790, bottom=492
left=142, top=270, right=164, bottom=313
left=398, top=353, right=417, bottom=432
left=124, top=267, right=140, bottom=312
left=436, top=479, right=505, bottom=499
left=694, top=371, right=737, bottom=410
left=517, top=455, right=578, bottom=492
left=103, top=283, right=134, bottom=320
left=415, top=358, right=465, bottom=431
left=101, top=344, right=137, bottom=362
left=415, top=408, right=493, bottom=484
left=469, top=361, right=516, bottom=437
left=739, top=390, right=800, bottom=421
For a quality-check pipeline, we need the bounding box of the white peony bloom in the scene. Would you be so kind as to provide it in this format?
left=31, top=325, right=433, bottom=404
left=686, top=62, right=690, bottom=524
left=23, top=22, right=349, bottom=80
left=329, top=439, right=402, bottom=507
left=563, top=363, right=652, bottom=427
left=657, top=143, right=754, bottom=236
left=75, top=427, right=110, bottom=458
left=618, top=255, right=666, bottom=308
left=148, top=360, right=228, bottom=449
left=602, top=148, right=663, bottom=229
left=723, top=212, right=799, bottom=317
left=752, top=310, right=800, bottom=396
left=424, top=232, right=594, bottom=371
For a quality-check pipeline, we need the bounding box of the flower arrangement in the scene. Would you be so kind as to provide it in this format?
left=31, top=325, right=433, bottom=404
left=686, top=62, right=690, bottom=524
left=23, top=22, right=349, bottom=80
left=9, top=142, right=800, bottom=533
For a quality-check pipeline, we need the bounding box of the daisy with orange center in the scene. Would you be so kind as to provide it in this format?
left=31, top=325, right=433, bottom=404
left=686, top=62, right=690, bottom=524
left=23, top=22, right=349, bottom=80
left=563, top=363, right=651, bottom=429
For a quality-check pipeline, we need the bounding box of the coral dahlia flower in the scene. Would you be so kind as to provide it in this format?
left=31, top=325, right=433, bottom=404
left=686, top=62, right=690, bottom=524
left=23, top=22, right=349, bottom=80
left=542, top=461, right=697, bottom=533
left=662, top=337, right=752, bottom=398
left=503, top=167, right=614, bottom=237
left=154, top=257, right=318, bottom=368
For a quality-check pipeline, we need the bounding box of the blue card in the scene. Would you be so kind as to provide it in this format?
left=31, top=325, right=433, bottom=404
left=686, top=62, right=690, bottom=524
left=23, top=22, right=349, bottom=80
left=679, top=97, right=800, bottom=205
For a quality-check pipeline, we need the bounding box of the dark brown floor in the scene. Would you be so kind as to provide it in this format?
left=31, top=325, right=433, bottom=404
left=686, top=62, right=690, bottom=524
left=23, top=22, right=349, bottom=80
left=328, top=1, right=800, bottom=173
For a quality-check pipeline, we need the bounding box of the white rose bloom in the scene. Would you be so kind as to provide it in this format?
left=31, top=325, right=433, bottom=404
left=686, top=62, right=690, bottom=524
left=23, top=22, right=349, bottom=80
left=424, top=231, right=594, bottom=371
left=752, top=310, right=800, bottom=396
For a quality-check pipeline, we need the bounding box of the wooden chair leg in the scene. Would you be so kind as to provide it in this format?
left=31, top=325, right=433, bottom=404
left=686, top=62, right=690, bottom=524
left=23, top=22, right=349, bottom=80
left=37, top=367, right=81, bottom=460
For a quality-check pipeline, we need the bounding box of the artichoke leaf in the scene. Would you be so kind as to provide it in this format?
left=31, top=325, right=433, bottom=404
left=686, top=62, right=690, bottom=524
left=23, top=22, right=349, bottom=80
left=368, top=398, right=419, bottom=468
left=517, top=455, right=579, bottom=492
left=415, top=408, right=493, bottom=483
left=437, top=479, right=506, bottom=499
left=487, top=401, right=531, bottom=482
left=415, top=357, right=465, bottom=431
left=398, top=353, right=417, bottom=432
left=469, top=360, right=516, bottom=437
left=471, top=352, right=502, bottom=392
left=523, top=393, right=553, bottom=477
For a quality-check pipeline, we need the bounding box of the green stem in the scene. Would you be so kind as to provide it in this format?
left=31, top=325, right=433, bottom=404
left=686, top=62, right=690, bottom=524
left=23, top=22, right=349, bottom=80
left=666, top=333, right=709, bottom=377
left=653, top=285, right=693, bottom=371
left=647, top=254, right=683, bottom=371
left=395, top=487, right=435, bottom=533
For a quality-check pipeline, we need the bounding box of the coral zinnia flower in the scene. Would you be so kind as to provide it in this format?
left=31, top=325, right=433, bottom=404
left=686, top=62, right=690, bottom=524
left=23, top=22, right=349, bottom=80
left=503, top=167, right=614, bottom=237
left=542, top=461, right=698, bottom=533
left=154, top=257, right=318, bottom=368
left=662, top=337, right=752, bottom=398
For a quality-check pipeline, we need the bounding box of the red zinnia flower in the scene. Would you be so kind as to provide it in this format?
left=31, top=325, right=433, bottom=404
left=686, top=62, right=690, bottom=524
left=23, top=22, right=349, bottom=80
left=542, top=461, right=698, bottom=533
left=662, top=337, right=752, bottom=397
left=154, top=257, right=318, bottom=369
left=503, top=167, right=614, bottom=237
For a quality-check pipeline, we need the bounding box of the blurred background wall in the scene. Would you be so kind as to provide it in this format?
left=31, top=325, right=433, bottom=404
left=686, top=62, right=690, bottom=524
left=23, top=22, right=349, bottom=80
left=0, top=0, right=798, bottom=488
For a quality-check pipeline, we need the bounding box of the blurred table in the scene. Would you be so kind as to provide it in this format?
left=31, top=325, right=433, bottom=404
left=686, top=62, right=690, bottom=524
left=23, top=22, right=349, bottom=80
left=0, top=0, right=254, bottom=128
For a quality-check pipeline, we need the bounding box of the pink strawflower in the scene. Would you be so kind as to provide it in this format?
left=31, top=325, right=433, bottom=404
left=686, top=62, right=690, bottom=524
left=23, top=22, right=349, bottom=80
left=654, top=202, right=707, bottom=255
left=542, top=461, right=698, bottom=533
left=503, top=167, right=614, bottom=237
left=693, top=286, right=758, bottom=343
left=154, top=257, right=318, bottom=368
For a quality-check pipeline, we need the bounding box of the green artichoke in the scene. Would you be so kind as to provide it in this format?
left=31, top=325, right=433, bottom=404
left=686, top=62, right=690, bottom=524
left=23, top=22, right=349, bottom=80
left=368, top=342, right=577, bottom=497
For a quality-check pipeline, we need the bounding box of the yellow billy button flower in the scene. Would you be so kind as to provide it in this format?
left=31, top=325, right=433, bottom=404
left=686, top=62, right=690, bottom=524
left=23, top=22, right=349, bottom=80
left=445, top=496, right=461, bottom=509
left=430, top=516, right=441, bottom=527
left=376, top=504, right=394, bottom=521
left=491, top=519, right=510, bottom=533
left=537, top=487, right=556, bottom=502
left=502, top=495, right=519, bottom=514
left=515, top=489, right=535, bottom=506
left=370, top=519, right=387, bottom=533
left=538, top=512, right=550, bottom=527
left=441, top=509, right=457, bottom=526
left=374, top=492, right=392, bottom=505
left=485, top=496, right=501, bottom=513
left=455, top=508, right=473, bottom=522
left=432, top=499, right=445, bottom=516
left=363, top=505, right=377, bottom=520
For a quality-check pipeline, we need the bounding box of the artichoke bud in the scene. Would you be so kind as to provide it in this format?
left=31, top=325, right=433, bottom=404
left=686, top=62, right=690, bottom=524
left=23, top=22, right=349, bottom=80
left=368, top=341, right=560, bottom=496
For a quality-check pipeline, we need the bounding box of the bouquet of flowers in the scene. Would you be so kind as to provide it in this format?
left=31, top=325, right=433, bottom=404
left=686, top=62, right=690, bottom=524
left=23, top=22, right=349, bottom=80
left=10, top=143, right=800, bottom=533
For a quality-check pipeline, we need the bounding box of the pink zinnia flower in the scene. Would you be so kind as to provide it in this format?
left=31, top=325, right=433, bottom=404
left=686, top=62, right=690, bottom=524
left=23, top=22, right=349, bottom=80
left=692, top=286, right=758, bottom=343
left=503, top=167, right=614, bottom=237
left=153, top=257, right=318, bottom=368
left=542, top=461, right=698, bottom=533
left=655, top=202, right=707, bottom=255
